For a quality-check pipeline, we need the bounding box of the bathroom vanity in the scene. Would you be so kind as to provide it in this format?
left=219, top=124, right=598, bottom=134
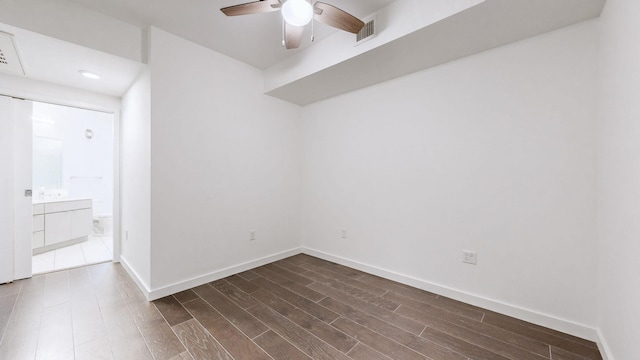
left=32, top=198, right=93, bottom=255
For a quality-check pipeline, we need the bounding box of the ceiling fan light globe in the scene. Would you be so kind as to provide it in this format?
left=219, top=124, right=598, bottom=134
left=281, top=0, right=313, bottom=27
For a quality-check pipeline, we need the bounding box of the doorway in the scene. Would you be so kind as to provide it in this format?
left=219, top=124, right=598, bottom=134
left=30, top=101, right=115, bottom=274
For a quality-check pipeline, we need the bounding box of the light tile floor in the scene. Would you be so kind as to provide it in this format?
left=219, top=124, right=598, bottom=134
left=32, top=235, right=113, bottom=274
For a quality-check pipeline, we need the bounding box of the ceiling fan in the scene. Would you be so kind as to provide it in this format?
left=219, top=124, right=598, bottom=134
left=220, top=0, right=365, bottom=49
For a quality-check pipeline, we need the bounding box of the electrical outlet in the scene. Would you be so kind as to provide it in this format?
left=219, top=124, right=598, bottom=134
left=462, top=250, right=477, bottom=265
left=249, top=230, right=256, bottom=241
left=340, top=229, right=347, bottom=239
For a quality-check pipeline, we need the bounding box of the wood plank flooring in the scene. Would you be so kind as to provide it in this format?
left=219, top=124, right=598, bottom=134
left=0, top=254, right=602, bottom=360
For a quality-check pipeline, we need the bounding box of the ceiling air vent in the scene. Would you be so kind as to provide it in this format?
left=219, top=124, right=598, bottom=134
left=356, top=16, right=376, bottom=45
left=0, top=31, right=26, bottom=76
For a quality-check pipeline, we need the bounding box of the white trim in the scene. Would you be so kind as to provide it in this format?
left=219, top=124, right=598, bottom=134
left=130, top=247, right=302, bottom=301
left=0, top=73, right=120, bottom=113
left=302, top=247, right=600, bottom=342
left=595, top=328, right=614, bottom=360
left=119, top=254, right=152, bottom=300
left=112, top=109, right=121, bottom=263
left=122, top=244, right=609, bottom=355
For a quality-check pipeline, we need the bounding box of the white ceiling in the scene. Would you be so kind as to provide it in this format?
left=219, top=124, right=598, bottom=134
left=0, top=0, right=605, bottom=104
left=267, top=0, right=606, bottom=105
left=0, top=23, right=144, bottom=97
left=66, top=0, right=397, bottom=70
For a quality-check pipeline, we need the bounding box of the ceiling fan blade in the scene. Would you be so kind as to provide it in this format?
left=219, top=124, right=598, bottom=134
left=284, top=22, right=304, bottom=49
left=221, top=0, right=281, bottom=16
left=313, top=2, right=365, bottom=34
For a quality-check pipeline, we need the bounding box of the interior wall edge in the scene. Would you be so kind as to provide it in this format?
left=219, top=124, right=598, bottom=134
left=145, top=247, right=303, bottom=301
left=302, top=247, right=599, bottom=342
left=596, top=328, right=614, bottom=360
left=112, top=110, right=121, bottom=264
left=119, top=254, right=153, bottom=301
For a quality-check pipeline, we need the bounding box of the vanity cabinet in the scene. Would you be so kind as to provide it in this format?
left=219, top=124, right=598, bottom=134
left=44, top=211, right=73, bottom=246
left=71, top=208, right=93, bottom=239
left=32, top=204, right=44, bottom=249
left=32, top=206, right=45, bottom=249
left=32, top=199, right=92, bottom=254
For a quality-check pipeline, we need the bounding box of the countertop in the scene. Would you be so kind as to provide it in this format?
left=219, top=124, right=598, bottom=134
left=33, top=197, right=92, bottom=205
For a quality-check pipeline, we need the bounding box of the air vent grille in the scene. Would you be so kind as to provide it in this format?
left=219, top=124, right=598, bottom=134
left=0, top=49, right=7, bottom=65
left=356, top=19, right=376, bottom=44
left=0, top=31, right=25, bottom=75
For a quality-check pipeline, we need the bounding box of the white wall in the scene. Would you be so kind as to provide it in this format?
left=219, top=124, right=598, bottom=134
left=597, top=0, right=640, bottom=358
left=60, top=108, right=114, bottom=216
left=121, top=68, right=152, bottom=290
left=302, top=21, right=599, bottom=335
left=146, top=28, right=303, bottom=293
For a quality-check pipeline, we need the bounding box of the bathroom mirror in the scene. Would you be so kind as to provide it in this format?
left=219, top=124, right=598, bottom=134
left=33, top=136, right=63, bottom=189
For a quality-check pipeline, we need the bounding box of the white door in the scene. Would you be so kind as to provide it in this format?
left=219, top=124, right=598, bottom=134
left=0, top=95, right=33, bottom=283
left=0, top=95, right=13, bottom=283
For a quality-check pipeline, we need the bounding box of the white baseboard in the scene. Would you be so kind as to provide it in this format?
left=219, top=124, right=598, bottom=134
left=302, top=247, right=600, bottom=342
left=595, top=328, right=614, bottom=360
left=119, top=255, right=152, bottom=300
left=144, top=247, right=302, bottom=301
left=120, top=245, right=612, bottom=358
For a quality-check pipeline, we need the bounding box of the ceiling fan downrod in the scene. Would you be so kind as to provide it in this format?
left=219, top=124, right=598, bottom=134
left=311, top=13, right=315, bottom=42
left=282, top=17, right=285, bottom=47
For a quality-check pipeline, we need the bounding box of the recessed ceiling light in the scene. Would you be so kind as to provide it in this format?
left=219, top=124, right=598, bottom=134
left=79, top=70, right=101, bottom=80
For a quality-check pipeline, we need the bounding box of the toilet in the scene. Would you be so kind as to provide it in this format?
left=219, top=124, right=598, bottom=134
left=93, top=214, right=113, bottom=236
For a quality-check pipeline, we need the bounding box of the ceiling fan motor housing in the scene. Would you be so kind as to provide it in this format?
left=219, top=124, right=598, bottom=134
left=220, top=0, right=366, bottom=49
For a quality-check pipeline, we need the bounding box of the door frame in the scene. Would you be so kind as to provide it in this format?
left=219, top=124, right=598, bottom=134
left=0, top=85, right=123, bottom=275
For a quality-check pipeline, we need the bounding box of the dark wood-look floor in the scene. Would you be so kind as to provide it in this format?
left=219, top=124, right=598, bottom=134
left=0, top=254, right=602, bottom=360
